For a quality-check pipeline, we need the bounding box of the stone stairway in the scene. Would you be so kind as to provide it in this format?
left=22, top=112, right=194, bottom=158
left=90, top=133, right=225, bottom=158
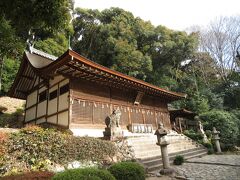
left=126, top=131, right=208, bottom=172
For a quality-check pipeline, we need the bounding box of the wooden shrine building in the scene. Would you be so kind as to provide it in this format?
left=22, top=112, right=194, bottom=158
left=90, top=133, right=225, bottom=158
left=169, top=109, right=197, bottom=133
left=9, top=48, right=186, bottom=137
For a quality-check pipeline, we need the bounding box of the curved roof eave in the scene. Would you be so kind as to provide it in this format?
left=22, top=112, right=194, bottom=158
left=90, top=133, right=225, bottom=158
left=36, top=49, right=187, bottom=100
left=9, top=49, right=187, bottom=101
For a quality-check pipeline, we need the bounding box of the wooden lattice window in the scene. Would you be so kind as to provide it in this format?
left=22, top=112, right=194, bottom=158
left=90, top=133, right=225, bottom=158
left=60, top=83, right=69, bottom=95
left=49, top=90, right=57, bottom=100
left=38, top=90, right=47, bottom=103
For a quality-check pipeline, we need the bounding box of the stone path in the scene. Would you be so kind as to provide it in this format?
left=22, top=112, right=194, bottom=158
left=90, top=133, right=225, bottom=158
left=147, top=155, right=240, bottom=180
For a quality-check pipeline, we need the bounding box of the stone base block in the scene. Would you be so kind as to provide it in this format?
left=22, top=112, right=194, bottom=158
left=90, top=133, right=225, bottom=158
left=103, top=127, right=123, bottom=140
left=159, top=168, right=175, bottom=175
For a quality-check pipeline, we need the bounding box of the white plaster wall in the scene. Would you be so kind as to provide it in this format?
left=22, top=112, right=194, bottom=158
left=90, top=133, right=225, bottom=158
left=26, top=90, right=37, bottom=107
left=70, top=128, right=104, bottom=137
left=37, top=101, right=47, bottom=117
left=47, top=115, right=57, bottom=124
left=48, top=98, right=57, bottom=115
left=59, top=93, right=68, bottom=111
left=49, top=84, right=58, bottom=93
left=49, top=75, right=65, bottom=86
left=69, top=128, right=152, bottom=138
left=39, top=86, right=47, bottom=93
left=25, top=106, right=36, bottom=122
left=58, top=111, right=68, bottom=126
left=59, top=79, right=69, bottom=86
left=58, top=79, right=69, bottom=111
left=48, top=85, right=58, bottom=115
left=36, top=118, right=46, bottom=124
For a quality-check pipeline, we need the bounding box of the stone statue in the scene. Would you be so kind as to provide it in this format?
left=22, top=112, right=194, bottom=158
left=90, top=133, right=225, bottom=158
left=198, top=120, right=205, bottom=134
left=195, top=116, right=209, bottom=143
left=104, top=108, right=122, bottom=140
left=105, top=109, right=121, bottom=129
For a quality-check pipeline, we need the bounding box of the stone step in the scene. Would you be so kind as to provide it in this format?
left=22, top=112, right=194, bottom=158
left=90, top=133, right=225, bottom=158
left=140, top=146, right=205, bottom=162
left=127, top=136, right=188, bottom=143
left=126, top=131, right=207, bottom=172
left=148, top=151, right=208, bottom=172
left=145, top=148, right=208, bottom=172
left=133, top=143, right=198, bottom=153
left=133, top=142, right=197, bottom=148
left=142, top=148, right=207, bottom=167
left=128, top=136, right=187, bottom=141
left=134, top=147, right=201, bottom=159
left=129, top=141, right=197, bottom=148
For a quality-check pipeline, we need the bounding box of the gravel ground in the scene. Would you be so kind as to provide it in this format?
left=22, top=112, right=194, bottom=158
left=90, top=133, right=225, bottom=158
left=147, top=154, right=240, bottom=180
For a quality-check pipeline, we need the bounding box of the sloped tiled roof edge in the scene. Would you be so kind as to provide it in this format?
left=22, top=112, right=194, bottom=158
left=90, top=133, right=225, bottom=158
left=37, top=49, right=187, bottom=99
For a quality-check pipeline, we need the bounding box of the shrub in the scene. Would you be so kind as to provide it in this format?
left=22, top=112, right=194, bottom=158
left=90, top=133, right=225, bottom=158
left=207, top=148, right=214, bottom=154
left=200, top=110, right=239, bottom=150
left=230, top=110, right=240, bottom=145
left=108, top=162, right=145, bottom=180
left=70, top=136, right=117, bottom=163
left=1, top=171, right=54, bottom=180
left=52, top=168, right=115, bottom=180
left=202, top=142, right=214, bottom=154
left=173, top=155, right=184, bottom=165
left=183, top=129, right=203, bottom=142
left=205, top=130, right=212, bottom=139
left=1, top=126, right=117, bottom=176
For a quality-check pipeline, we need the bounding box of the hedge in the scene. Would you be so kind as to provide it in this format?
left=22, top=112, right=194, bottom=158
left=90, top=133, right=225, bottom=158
left=52, top=168, right=115, bottom=180
left=108, top=162, right=145, bottom=180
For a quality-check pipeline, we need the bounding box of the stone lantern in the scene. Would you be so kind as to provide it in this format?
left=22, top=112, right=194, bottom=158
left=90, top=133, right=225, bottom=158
left=154, top=122, right=174, bottom=175
left=212, top=127, right=222, bottom=153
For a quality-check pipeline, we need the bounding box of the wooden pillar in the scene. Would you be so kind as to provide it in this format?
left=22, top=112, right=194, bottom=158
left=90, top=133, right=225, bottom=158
left=35, top=78, right=40, bottom=124
left=68, top=89, right=72, bottom=128
left=142, top=109, right=146, bottom=124
left=46, top=81, right=49, bottom=123
left=179, top=118, right=183, bottom=134
left=154, top=109, right=157, bottom=127
left=92, top=102, right=94, bottom=124
left=56, top=82, right=60, bottom=124
left=128, top=107, right=132, bottom=124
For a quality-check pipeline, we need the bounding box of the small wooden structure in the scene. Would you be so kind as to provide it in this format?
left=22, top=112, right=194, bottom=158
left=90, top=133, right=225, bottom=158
left=169, top=109, right=197, bottom=133
left=9, top=47, right=186, bottom=136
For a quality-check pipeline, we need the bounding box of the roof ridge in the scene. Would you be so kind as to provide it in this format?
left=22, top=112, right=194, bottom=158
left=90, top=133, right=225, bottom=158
left=29, top=46, right=58, bottom=61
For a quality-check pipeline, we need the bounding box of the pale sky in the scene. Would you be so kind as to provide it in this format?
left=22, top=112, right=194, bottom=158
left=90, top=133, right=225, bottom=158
left=75, top=0, right=240, bottom=31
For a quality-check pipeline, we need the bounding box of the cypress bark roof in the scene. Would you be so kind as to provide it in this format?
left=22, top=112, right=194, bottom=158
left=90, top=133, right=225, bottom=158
left=9, top=49, right=187, bottom=101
